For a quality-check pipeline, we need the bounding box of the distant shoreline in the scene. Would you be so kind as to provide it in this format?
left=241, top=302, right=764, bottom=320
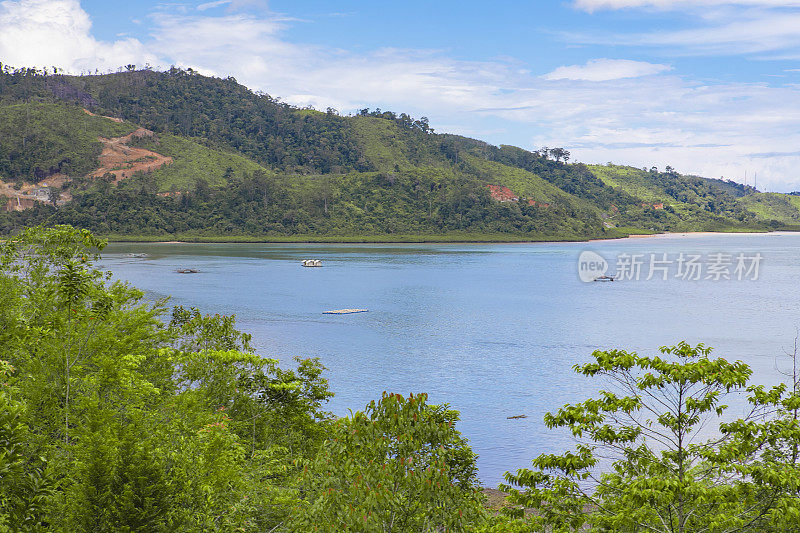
left=588, top=229, right=787, bottom=243
left=102, top=229, right=793, bottom=246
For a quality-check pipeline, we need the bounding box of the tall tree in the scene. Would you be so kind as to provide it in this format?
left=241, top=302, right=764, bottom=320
left=289, top=392, right=487, bottom=532
left=502, top=342, right=800, bottom=533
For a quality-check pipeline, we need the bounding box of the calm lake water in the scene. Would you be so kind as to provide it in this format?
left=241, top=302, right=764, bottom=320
left=101, top=233, right=800, bottom=486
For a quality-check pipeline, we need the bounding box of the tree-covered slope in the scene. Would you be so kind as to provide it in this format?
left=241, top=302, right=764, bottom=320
left=0, top=101, right=135, bottom=181
left=349, top=116, right=432, bottom=171
left=460, top=155, right=602, bottom=215
left=0, top=67, right=370, bottom=175
left=589, top=164, right=669, bottom=202
left=737, top=192, right=800, bottom=225
left=5, top=166, right=609, bottom=239
left=123, top=133, right=269, bottom=192
left=0, top=102, right=275, bottom=211
left=588, top=163, right=757, bottom=227
left=0, top=65, right=784, bottom=238
left=0, top=98, right=610, bottom=238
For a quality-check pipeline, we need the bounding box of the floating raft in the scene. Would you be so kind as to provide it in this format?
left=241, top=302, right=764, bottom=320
left=323, top=309, right=368, bottom=315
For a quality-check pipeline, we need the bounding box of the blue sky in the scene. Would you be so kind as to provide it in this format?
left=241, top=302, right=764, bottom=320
left=4, top=0, right=800, bottom=190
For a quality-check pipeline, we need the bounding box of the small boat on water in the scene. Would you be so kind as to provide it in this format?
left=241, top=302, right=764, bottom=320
left=176, top=268, right=199, bottom=274
left=323, top=309, right=368, bottom=315
left=302, top=259, right=322, bottom=267
left=593, top=275, right=616, bottom=282
left=507, top=414, right=528, bottom=420
left=126, top=253, right=149, bottom=258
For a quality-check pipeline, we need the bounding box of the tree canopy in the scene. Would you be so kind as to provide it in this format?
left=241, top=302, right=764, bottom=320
left=502, top=342, right=800, bottom=533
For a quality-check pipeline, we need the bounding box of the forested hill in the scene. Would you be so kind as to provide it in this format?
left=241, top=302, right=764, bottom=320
left=0, top=65, right=789, bottom=239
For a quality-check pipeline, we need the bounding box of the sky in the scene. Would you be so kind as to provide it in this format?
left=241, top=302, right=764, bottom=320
left=3, top=1, right=800, bottom=190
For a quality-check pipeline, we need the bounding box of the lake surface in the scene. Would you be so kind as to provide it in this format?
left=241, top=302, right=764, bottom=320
left=101, top=233, right=800, bottom=486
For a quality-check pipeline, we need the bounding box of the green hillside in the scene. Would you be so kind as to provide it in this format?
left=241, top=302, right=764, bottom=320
left=50, top=68, right=369, bottom=174
left=704, top=176, right=755, bottom=198
left=465, top=156, right=576, bottom=202
left=348, top=114, right=469, bottom=172
left=589, top=164, right=744, bottom=209
left=8, top=164, right=609, bottom=239
left=588, top=163, right=756, bottom=225
left=737, top=192, right=800, bottom=225
left=350, top=116, right=421, bottom=171
left=589, top=164, right=667, bottom=202
left=461, top=155, right=602, bottom=218
left=125, top=134, right=269, bottom=192
left=0, top=102, right=135, bottom=181
left=0, top=100, right=272, bottom=197
left=0, top=66, right=787, bottom=239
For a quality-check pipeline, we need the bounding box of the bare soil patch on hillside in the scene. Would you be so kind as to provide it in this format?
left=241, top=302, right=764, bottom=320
left=83, top=108, right=124, bottom=123
left=2, top=117, right=172, bottom=211
left=90, top=128, right=173, bottom=183
left=0, top=174, right=71, bottom=211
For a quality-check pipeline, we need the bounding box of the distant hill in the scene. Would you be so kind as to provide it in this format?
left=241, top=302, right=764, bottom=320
left=737, top=193, right=800, bottom=226
left=0, top=65, right=792, bottom=240
left=588, top=164, right=757, bottom=226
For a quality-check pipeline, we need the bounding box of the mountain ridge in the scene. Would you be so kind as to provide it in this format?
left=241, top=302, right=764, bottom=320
left=0, top=65, right=796, bottom=239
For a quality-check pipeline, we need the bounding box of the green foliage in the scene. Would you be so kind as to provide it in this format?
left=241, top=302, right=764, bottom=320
left=125, top=133, right=268, bottom=192
left=0, top=361, right=27, bottom=531
left=590, top=163, right=677, bottom=202
left=0, top=226, right=344, bottom=532
left=589, top=163, right=759, bottom=230
left=169, top=305, right=253, bottom=353
left=350, top=115, right=445, bottom=171
left=5, top=165, right=612, bottom=239
left=6, top=223, right=800, bottom=532
left=0, top=226, right=491, bottom=531
left=289, top=392, right=488, bottom=532
left=485, top=145, right=636, bottom=210
left=463, top=154, right=592, bottom=207
left=0, top=102, right=134, bottom=181
left=52, top=67, right=368, bottom=174
left=502, top=342, right=800, bottom=533
left=737, top=192, right=800, bottom=225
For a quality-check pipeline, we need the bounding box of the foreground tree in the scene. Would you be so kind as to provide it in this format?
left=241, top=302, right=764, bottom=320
left=289, top=392, right=488, bottom=532
left=0, top=360, right=51, bottom=532
left=0, top=226, right=336, bottom=532
left=502, top=342, right=800, bottom=533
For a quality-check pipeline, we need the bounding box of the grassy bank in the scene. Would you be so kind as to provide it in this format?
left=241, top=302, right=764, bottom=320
left=101, top=229, right=636, bottom=244
left=99, top=225, right=795, bottom=244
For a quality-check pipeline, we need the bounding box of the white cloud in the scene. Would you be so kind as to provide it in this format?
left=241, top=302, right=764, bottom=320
left=574, top=0, right=800, bottom=12
left=588, top=12, right=800, bottom=56
left=197, top=0, right=230, bottom=11
left=569, top=0, right=800, bottom=58
left=542, top=58, right=671, bottom=81
left=148, top=12, right=514, bottom=113
left=0, top=0, right=160, bottom=72
left=196, top=0, right=267, bottom=12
